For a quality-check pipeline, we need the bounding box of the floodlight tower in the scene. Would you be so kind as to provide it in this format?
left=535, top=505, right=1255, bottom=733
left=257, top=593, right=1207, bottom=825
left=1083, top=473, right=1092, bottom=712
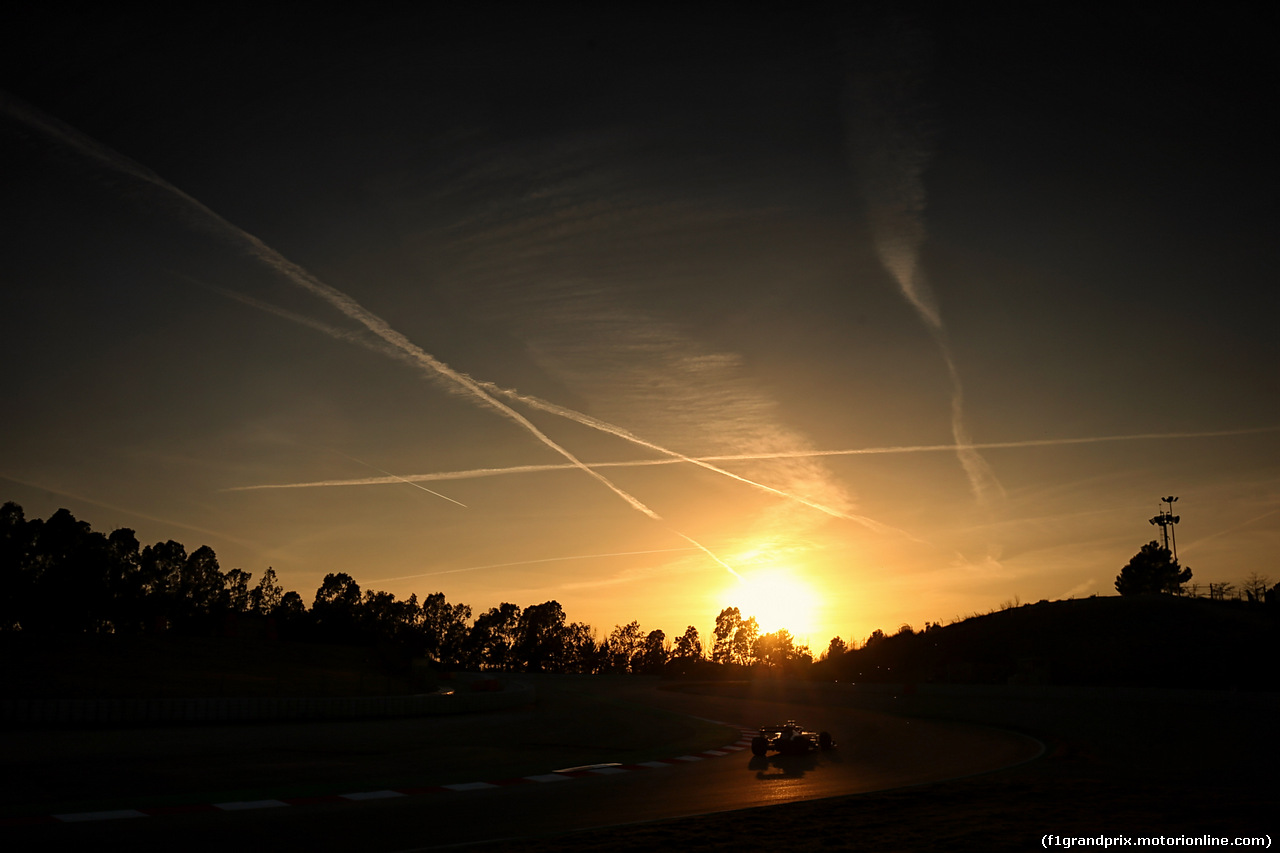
left=1148, top=496, right=1180, bottom=562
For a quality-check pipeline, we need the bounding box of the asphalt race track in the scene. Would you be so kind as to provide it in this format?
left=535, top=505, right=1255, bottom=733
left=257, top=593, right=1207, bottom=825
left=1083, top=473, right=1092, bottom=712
left=6, top=682, right=1042, bottom=850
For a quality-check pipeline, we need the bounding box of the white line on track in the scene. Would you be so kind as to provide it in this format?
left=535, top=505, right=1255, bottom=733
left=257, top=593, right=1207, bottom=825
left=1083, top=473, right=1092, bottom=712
left=341, top=790, right=405, bottom=800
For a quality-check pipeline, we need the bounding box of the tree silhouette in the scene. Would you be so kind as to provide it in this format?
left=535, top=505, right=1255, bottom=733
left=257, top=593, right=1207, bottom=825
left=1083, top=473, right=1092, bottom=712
left=0, top=502, right=30, bottom=631
left=0, top=500, right=317, bottom=638
left=420, top=592, right=471, bottom=666
left=711, top=607, right=741, bottom=664
left=250, top=567, right=284, bottom=615
left=31, top=508, right=110, bottom=631
left=731, top=615, right=759, bottom=666
left=180, top=546, right=226, bottom=622
left=468, top=603, right=521, bottom=669
left=0, top=498, right=842, bottom=676
left=1115, top=541, right=1191, bottom=595
left=637, top=628, right=668, bottom=673
left=361, top=588, right=412, bottom=642
left=515, top=600, right=567, bottom=672
left=754, top=629, right=812, bottom=668
left=606, top=620, right=644, bottom=672
left=1242, top=572, right=1270, bottom=602
left=711, top=607, right=761, bottom=665
left=312, top=572, right=363, bottom=639
left=274, top=589, right=307, bottom=625
left=561, top=622, right=599, bottom=673
left=222, top=568, right=254, bottom=614
left=673, top=625, right=702, bottom=662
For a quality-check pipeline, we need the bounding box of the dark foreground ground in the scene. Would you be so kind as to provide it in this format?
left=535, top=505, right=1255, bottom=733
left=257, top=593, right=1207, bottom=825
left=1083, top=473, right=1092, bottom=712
left=4, top=633, right=1275, bottom=850
left=476, top=772, right=1273, bottom=852
left=478, top=682, right=1279, bottom=852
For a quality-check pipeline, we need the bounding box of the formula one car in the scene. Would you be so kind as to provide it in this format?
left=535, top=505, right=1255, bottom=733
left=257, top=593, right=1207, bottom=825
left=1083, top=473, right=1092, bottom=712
left=750, top=721, right=835, bottom=756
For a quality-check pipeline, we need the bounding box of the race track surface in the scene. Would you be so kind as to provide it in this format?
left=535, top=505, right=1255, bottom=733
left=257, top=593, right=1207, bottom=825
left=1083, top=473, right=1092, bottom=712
left=6, top=680, right=1042, bottom=850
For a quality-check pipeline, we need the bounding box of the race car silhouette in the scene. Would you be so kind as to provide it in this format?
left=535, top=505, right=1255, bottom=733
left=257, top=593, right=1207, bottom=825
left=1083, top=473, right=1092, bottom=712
left=750, top=720, right=835, bottom=756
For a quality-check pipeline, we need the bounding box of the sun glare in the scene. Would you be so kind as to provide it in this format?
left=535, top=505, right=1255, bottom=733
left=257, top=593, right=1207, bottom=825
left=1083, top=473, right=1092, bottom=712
left=727, top=567, right=817, bottom=640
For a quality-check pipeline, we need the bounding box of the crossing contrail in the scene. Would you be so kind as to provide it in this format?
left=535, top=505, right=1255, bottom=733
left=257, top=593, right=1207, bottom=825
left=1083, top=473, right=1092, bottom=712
left=336, top=453, right=467, bottom=508
left=200, top=283, right=866, bottom=524
left=3, top=93, right=874, bottom=568
left=226, top=426, right=1278, bottom=489
left=1, top=91, right=659, bottom=521
left=476, top=381, right=871, bottom=524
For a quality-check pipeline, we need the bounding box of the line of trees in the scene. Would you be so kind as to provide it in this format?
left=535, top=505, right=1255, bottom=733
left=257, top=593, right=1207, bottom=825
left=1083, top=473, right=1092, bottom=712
left=0, top=501, right=815, bottom=674
left=1113, top=541, right=1277, bottom=603
left=711, top=605, right=813, bottom=669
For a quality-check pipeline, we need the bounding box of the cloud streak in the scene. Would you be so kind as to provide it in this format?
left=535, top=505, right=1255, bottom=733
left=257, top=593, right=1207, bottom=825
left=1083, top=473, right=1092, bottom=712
left=335, top=453, right=467, bottom=508
left=205, top=284, right=866, bottom=525
left=671, top=530, right=742, bottom=580
left=844, top=16, right=1004, bottom=509
left=478, top=380, right=870, bottom=524
left=3, top=91, right=882, bottom=594
left=227, top=426, right=1278, bottom=489
left=0, top=91, right=659, bottom=521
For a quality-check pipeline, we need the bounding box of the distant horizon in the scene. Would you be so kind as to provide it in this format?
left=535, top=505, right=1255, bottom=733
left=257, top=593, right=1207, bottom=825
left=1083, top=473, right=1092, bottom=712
left=3, top=494, right=1265, bottom=656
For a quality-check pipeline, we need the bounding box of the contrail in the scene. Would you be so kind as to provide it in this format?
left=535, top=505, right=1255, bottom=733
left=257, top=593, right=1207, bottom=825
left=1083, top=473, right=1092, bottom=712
left=226, top=426, right=1279, bottom=488
left=13, top=85, right=854, bottom=526
left=203, top=284, right=867, bottom=524
left=477, top=381, right=877, bottom=525
left=190, top=278, right=414, bottom=361
left=364, top=546, right=698, bottom=582
left=336, top=453, right=467, bottom=508
left=844, top=16, right=1004, bottom=508
left=671, top=530, right=743, bottom=580
left=1, top=92, right=659, bottom=521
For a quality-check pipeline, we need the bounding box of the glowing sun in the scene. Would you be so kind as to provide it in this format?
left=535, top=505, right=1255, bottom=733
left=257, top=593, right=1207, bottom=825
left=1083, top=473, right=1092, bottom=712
left=728, top=567, right=817, bottom=639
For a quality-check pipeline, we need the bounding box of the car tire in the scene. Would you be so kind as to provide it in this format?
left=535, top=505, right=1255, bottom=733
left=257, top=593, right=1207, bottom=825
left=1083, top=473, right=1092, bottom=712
left=819, top=731, right=834, bottom=750
left=751, top=736, right=767, bottom=756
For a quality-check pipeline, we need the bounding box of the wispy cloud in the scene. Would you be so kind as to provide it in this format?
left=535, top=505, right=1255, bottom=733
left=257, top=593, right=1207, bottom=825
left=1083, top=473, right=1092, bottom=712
left=0, top=91, right=659, bottom=521
left=481, top=379, right=869, bottom=525
left=4, top=92, right=882, bottom=589
left=205, top=285, right=866, bottom=524
left=844, top=16, right=1004, bottom=509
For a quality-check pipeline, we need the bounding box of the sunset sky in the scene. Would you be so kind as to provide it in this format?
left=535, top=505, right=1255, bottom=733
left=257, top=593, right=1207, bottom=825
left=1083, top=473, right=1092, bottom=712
left=2, top=5, right=1275, bottom=649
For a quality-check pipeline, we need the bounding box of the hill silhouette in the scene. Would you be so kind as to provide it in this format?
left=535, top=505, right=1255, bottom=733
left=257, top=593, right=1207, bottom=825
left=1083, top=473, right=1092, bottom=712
left=818, top=595, right=1279, bottom=690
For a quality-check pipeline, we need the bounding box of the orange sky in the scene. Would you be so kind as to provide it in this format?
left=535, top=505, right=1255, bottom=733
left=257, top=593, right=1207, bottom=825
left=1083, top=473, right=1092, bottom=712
left=2, top=6, right=1276, bottom=650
